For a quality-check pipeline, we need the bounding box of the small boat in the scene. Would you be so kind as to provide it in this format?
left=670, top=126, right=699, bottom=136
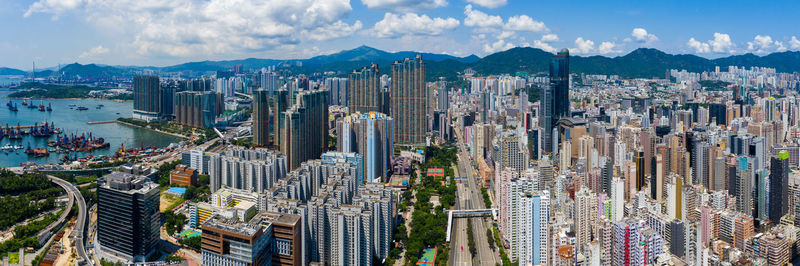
left=22, top=99, right=28, bottom=106
left=13, top=145, right=23, bottom=149
left=76, top=106, right=88, bottom=111
left=68, top=104, right=76, bottom=107
left=0, top=144, right=13, bottom=150
left=46, top=103, right=52, bottom=112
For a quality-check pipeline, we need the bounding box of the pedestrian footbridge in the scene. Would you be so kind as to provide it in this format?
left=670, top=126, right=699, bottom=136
left=446, top=209, right=498, bottom=242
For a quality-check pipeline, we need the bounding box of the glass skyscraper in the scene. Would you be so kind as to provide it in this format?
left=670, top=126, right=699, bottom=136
left=540, top=48, right=570, bottom=154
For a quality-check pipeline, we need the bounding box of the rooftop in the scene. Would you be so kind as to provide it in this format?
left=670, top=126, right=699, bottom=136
left=204, top=215, right=261, bottom=237
left=100, top=172, right=159, bottom=193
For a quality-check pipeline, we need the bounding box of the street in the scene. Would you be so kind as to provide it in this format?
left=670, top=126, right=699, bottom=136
left=450, top=128, right=500, bottom=266
left=48, top=175, right=90, bottom=265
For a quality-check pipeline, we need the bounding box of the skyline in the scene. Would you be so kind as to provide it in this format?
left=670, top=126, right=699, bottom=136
left=2, top=0, right=800, bottom=69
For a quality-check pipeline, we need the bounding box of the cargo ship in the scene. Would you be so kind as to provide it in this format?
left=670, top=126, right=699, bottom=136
left=48, top=132, right=110, bottom=152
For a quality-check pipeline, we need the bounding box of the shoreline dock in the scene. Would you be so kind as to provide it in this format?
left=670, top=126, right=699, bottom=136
left=95, top=120, right=190, bottom=139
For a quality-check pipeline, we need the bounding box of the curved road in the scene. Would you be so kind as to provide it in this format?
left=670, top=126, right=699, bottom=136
left=48, top=175, right=90, bottom=265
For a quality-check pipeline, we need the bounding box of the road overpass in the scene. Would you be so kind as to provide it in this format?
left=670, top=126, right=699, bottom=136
left=48, top=175, right=90, bottom=265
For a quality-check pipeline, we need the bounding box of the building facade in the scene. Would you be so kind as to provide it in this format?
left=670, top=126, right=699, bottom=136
left=97, top=172, right=160, bottom=263
left=390, top=55, right=426, bottom=145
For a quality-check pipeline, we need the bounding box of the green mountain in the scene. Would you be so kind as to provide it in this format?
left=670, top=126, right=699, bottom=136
left=57, top=63, right=127, bottom=78
left=0, top=67, right=26, bottom=76
left=305, top=45, right=478, bottom=65
left=9, top=46, right=800, bottom=81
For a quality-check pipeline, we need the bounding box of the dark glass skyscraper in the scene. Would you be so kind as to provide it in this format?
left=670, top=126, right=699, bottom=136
left=97, top=172, right=160, bottom=262
left=551, top=48, right=570, bottom=120
left=133, top=75, right=160, bottom=121
left=281, top=90, right=329, bottom=170
left=252, top=89, right=270, bottom=147
left=769, top=151, right=790, bottom=223
left=540, top=48, right=570, bottom=153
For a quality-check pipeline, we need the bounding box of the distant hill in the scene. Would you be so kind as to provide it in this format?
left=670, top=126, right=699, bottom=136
left=305, top=45, right=478, bottom=65
left=161, top=45, right=478, bottom=72
left=0, top=67, right=26, bottom=76
left=57, top=63, right=127, bottom=78
left=7, top=46, right=800, bottom=81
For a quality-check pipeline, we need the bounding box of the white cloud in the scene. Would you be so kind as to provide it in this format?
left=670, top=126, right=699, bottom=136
left=465, top=0, right=506, bottom=8
left=598, top=41, right=621, bottom=54
left=463, top=4, right=503, bottom=28
left=687, top=38, right=710, bottom=53
left=24, top=0, right=359, bottom=58
left=710, top=33, right=735, bottom=53
left=304, top=21, right=364, bottom=41
left=503, top=15, right=547, bottom=32
left=24, top=0, right=85, bottom=18
left=541, top=34, right=559, bottom=42
left=78, top=45, right=109, bottom=59
left=531, top=40, right=556, bottom=53
left=371, top=12, right=459, bottom=38
left=572, top=37, right=595, bottom=54
left=791, top=36, right=800, bottom=50
left=464, top=5, right=548, bottom=33
left=686, top=33, right=734, bottom=54
left=747, top=35, right=787, bottom=54
left=497, top=31, right=515, bottom=40
left=483, top=39, right=514, bottom=53
left=631, top=28, right=658, bottom=43
left=361, top=0, right=447, bottom=12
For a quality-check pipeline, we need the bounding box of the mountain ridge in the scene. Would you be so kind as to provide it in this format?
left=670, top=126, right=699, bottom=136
left=6, top=46, right=800, bottom=80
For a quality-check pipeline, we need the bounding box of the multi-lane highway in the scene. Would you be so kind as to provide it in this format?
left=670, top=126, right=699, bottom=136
left=450, top=128, right=501, bottom=266
left=48, top=175, right=90, bottom=265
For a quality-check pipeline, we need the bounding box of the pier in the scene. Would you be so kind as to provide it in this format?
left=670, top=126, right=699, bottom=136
left=0, top=122, right=53, bottom=130
left=87, top=120, right=117, bottom=125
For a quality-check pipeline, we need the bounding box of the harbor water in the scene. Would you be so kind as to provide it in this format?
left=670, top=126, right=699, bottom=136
left=0, top=90, right=181, bottom=167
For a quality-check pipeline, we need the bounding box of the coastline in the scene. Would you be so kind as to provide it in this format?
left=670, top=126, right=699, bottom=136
left=112, top=120, right=190, bottom=139
left=2, top=96, right=131, bottom=102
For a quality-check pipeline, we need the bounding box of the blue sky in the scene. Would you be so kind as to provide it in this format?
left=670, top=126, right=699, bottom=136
left=2, top=0, right=800, bottom=69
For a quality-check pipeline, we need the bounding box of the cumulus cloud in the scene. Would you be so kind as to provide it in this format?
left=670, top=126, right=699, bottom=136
left=687, top=38, right=710, bottom=53
left=631, top=28, right=658, bottom=43
left=78, top=45, right=109, bottom=59
left=370, top=12, right=459, bottom=38
left=541, top=34, right=559, bottom=42
left=791, top=36, right=800, bottom=50
left=503, top=15, right=547, bottom=32
left=710, top=33, right=735, bottom=53
left=304, top=21, right=364, bottom=41
left=497, top=31, right=515, bottom=40
left=24, top=0, right=360, bottom=57
left=465, top=0, right=506, bottom=8
left=483, top=39, right=514, bottom=53
left=598, top=41, right=621, bottom=54
left=747, top=35, right=787, bottom=54
left=361, top=0, right=447, bottom=12
left=686, top=33, right=735, bottom=54
left=464, top=4, right=547, bottom=33
left=531, top=40, right=556, bottom=53
left=24, top=0, right=85, bottom=18
left=572, top=37, right=595, bottom=54
left=463, top=4, right=503, bottom=28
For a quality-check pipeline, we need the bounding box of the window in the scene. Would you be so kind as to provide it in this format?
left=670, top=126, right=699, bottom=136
left=275, top=239, right=291, bottom=256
